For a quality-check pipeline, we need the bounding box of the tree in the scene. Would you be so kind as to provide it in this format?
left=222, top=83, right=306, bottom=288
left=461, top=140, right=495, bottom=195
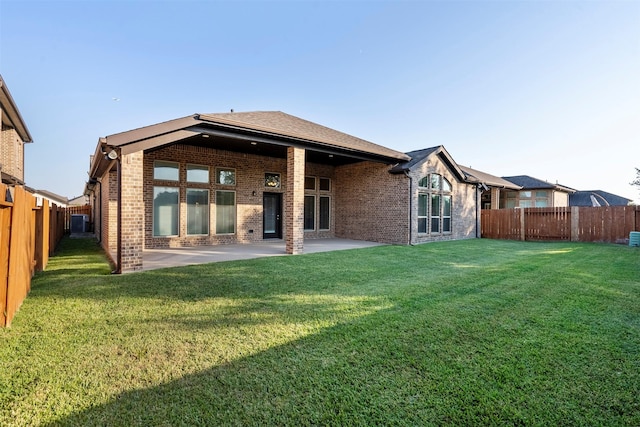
left=631, top=168, right=640, bottom=196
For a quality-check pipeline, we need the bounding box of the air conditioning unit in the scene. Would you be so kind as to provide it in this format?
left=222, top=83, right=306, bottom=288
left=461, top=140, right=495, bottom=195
left=71, top=214, right=89, bottom=233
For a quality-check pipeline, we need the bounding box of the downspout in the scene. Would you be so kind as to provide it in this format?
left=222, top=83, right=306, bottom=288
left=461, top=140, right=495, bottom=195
left=404, top=171, right=413, bottom=245
left=475, top=184, right=480, bottom=238
left=115, top=155, right=122, bottom=274
left=93, top=178, right=102, bottom=243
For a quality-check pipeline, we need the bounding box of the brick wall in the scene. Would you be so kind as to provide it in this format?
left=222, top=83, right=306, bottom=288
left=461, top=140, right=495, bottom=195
left=0, top=124, right=24, bottom=182
left=335, top=161, right=410, bottom=244
left=106, top=168, right=118, bottom=259
left=285, top=147, right=305, bottom=254
left=120, top=152, right=144, bottom=271
left=142, top=144, right=337, bottom=249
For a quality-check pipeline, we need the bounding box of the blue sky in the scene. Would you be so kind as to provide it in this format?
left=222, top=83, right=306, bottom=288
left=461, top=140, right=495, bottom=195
left=1, top=0, right=639, bottom=202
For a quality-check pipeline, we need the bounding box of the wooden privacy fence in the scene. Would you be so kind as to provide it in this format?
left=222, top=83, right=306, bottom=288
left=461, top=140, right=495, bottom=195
left=0, top=184, right=88, bottom=327
left=482, top=206, right=640, bottom=243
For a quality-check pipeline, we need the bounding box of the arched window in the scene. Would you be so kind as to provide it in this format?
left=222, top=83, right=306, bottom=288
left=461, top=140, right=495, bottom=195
left=417, top=174, right=452, bottom=234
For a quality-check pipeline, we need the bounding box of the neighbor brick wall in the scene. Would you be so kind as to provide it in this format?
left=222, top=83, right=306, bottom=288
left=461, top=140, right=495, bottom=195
left=335, top=161, right=410, bottom=244
left=0, top=124, right=24, bottom=182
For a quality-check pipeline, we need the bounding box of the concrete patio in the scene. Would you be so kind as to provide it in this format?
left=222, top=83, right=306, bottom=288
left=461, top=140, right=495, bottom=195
left=141, top=238, right=384, bottom=271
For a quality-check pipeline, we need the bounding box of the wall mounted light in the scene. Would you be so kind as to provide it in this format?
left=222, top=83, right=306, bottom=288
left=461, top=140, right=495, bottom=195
left=106, top=149, right=119, bottom=160
left=250, top=142, right=257, bottom=146
left=252, top=191, right=257, bottom=196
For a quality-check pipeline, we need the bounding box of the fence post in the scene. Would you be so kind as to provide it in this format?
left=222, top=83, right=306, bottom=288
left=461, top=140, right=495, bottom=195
left=571, top=206, right=579, bottom=242
left=520, top=209, right=526, bottom=241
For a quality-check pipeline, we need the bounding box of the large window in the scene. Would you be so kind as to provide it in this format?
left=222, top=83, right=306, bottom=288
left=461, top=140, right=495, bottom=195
left=153, top=186, right=179, bottom=236
left=304, top=195, right=315, bottom=231
left=216, top=191, right=235, bottom=234
left=319, top=196, right=330, bottom=230
left=417, top=173, right=452, bottom=235
left=305, top=176, right=332, bottom=232
left=154, top=161, right=179, bottom=181
left=187, top=189, right=209, bottom=235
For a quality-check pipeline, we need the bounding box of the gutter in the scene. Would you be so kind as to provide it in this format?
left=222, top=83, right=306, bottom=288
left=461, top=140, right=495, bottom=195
left=404, top=171, right=414, bottom=245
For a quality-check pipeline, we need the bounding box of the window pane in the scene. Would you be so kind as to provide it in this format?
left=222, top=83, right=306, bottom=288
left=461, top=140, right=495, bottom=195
left=443, top=195, right=451, bottom=216
left=216, top=191, right=235, bottom=234
left=418, top=194, right=428, bottom=216
left=216, top=168, right=236, bottom=185
left=153, top=187, right=179, bottom=236
left=265, top=173, right=280, bottom=188
left=305, top=176, right=316, bottom=190
left=521, top=191, right=532, bottom=198
left=187, top=189, right=209, bottom=235
left=154, top=161, right=179, bottom=181
left=431, top=194, right=440, bottom=233
left=535, top=200, right=548, bottom=207
left=536, top=191, right=548, bottom=198
left=431, top=174, right=441, bottom=190
left=442, top=178, right=452, bottom=192
left=418, top=177, right=429, bottom=188
left=304, top=195, right=315, bottom=230
left=418, top=218, right=427, bottom=234
left=319, top=196, right=330, bottom=230
left=418, top=194, right=428, bottom=234
left=443, top=195, right=452, bottom=232
left=319, top=178, right=331, bottom=191
left=520, top=200, right=533, bottom=208
left=187, top=164, right=209, bottom=183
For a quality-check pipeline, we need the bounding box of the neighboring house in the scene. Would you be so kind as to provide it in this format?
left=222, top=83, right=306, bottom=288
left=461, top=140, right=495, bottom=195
left=569, top=190, right=632, bottom=207
left=26, top=187, right=68, bottom=208
left=68, top=194, right=89, bottom=206
left=0, top=74, right=33, bottom=187
left=85, top=111, right=490, bottom=272
left=458, top=165, right=522, bottom=210
left=500, top=175, right=575, bottom=208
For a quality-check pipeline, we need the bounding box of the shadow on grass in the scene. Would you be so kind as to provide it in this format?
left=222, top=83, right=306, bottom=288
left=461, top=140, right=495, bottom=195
left=30, top=237, right=640, bottom=425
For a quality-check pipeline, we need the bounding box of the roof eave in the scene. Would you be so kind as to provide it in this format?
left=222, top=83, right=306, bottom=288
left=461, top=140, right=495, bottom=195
left=0, top=75, right=33, bottom=143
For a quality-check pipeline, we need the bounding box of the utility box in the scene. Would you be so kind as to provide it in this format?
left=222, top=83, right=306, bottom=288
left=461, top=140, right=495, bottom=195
left=630, top=231, right=640, bottom=247
left=71, top=214, right=89, bottom=233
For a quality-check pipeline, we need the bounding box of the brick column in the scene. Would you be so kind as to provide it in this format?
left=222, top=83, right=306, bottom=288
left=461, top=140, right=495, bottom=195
left=285, top=147, right=305, bottom=254
left=119, top=151, right=144, bottom=271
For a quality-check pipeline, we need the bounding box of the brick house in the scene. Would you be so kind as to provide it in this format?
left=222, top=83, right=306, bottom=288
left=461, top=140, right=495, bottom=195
left=0, top=75, right=33, bottom=187
left=500, top=175, right=576, bottom=208
left=85, top=111, right=485, bottom=272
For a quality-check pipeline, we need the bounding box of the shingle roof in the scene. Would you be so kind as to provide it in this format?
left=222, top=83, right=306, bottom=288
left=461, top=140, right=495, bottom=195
left=569, top=190, right=632, bottom=207
left=459, top=166, right=521, bottom=189
left=390, top=146, right=467, bottom=182
left=502, top=175, right=576, bottom=193
left=389, top=147, right=441, bottom=172
left=197, top=111, right=410, bottom=161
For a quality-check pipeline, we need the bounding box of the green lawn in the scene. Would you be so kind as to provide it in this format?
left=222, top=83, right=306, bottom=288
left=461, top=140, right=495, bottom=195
left=1, top=237, right=639, bottom=426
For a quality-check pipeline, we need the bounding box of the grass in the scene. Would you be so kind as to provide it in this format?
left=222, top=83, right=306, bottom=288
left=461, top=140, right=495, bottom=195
left=1, top=237, right=639, bottom=426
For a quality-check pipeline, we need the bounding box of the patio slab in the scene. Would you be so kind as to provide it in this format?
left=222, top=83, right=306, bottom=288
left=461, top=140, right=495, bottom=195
left=141, top=238, right=384, bottom=271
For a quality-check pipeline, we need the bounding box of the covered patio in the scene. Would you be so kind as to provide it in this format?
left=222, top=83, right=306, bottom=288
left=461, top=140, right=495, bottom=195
left=140, top=238, right=384, bottom=271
